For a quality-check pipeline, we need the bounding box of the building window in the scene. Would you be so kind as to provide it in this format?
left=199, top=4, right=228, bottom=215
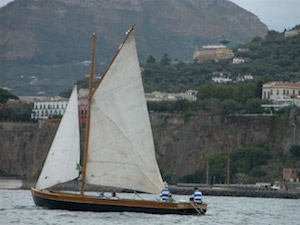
left=277, top=89, right=279, bottom=95
left=264, top=91, right=266, bottom=99
left=293, top=90, right=295, bottom=95
left=270, top=90, right=273, bottom=95
left=287, top=90, right=289, bottom=95
left=283, top=90, right=286, bottom=95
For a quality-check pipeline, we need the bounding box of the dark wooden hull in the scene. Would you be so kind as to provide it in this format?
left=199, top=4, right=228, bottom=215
left=31, top=187, right=207, bottom=215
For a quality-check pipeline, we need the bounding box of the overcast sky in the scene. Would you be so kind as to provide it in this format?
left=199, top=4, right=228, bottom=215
left=0, top=0, right=299, bottom=32
left=229, top=0, right=300, bottom=31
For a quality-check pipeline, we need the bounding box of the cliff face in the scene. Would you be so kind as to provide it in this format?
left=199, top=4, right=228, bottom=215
left=0, top=121, right=58, bottom=179
left=0, top=111, right=297, bottom=182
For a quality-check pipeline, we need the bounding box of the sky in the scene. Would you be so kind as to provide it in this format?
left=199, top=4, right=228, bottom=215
left=229, top=0, right=300, bottom=32
left=0, top=0, right=299, bottom=32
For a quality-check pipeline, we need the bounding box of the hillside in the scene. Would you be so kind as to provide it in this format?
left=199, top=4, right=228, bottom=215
left=141, top=29, right=300, bottom=93
left=0, top=0, right=267, bottom=95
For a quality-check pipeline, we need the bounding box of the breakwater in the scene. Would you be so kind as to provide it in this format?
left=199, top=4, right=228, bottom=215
left=171, top=187, right=300, bottom=199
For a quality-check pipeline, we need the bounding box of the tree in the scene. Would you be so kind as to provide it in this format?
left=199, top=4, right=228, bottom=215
left=220, top=40, right=229, bottom=46
left=0, top=88, right=18, bottom=104
left=160, top=53, right=171, bottom=66
left=221, top=99, right=242, bottom=114
left=146, top=55, right=156, bottom=64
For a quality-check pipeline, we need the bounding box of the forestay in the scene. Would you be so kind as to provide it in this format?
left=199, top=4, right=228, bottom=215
left=36, top=86, right=80, bottom=189
left=86, top=32, right=164, bottom=194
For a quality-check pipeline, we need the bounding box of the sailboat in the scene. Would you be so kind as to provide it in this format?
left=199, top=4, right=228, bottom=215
left=31, top=25, right=207, bottom=215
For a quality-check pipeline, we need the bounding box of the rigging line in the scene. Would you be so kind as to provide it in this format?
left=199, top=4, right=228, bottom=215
left=134, top=191, right=145, bottom=200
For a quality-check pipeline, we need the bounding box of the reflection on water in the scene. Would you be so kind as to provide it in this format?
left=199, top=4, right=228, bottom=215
left=0, top=190, right=299, bottom=225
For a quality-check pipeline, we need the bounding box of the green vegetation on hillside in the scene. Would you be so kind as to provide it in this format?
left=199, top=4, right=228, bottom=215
left=0, top=88, right=32, bottom=121
left=179, top=142, right=272, bottom=184
left=142, top=28, right=300, bottom=94
left=147, top=81, right=272, bottom=116
left=0, top=102, right=33, bottom=122
left=0, top=88, right=18, bottom=104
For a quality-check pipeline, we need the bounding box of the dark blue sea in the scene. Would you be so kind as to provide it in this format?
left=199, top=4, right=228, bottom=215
left=1, top=190, right=299, bottom=225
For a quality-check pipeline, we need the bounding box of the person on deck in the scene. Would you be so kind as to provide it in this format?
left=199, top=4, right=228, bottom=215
left=160, top=182, right=171, bottom=202
left=98, top=191, right=107, bottom=199
left=111, top=192, right=120, bottom=200
left=167, top=193, right=175, bottom=203
left=192, top=187, right=202, bottom=204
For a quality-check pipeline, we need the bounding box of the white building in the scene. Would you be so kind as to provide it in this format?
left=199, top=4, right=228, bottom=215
left=262, top=81, right=300, bottom=101
left=232, top=58, right=245, bottom=64
left=31, top=98, right=68, bottom=120
left=145, top=90, right=198, bottom=102
left=212, top=77, right=232, bottom=83
left=236, top=74, right=254, bottom=82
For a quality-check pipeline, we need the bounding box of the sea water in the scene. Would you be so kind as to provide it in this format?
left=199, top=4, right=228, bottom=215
left=0, top=189, right=299, bottom=225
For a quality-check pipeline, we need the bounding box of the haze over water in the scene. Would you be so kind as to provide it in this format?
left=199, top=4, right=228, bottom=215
left=1, top=190, right=300, bottom=225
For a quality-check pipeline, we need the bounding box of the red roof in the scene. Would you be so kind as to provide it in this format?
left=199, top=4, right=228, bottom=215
left=264, top=81, right=300, bottom=88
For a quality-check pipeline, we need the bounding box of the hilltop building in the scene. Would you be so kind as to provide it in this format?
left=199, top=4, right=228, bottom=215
left=284, top=29, right=300, bottom=38
left=193, top=45, right=234, bottom=61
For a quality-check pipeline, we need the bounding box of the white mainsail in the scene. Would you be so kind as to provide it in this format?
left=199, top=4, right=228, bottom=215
left=86, top=31, right=164, bottom=194
left=36, top=86, right=80, bottom=190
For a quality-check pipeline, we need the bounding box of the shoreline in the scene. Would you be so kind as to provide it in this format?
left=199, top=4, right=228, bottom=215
left=1, top=179, right=299, bottom=199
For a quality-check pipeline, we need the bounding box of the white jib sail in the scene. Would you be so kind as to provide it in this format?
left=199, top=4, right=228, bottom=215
left=36, top=86, right=80, bottom=189
left=86, top=32, right=164, bottom=194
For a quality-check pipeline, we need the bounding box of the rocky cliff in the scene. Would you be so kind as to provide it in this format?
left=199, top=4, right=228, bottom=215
left=0, top=111, right=298, bottom=182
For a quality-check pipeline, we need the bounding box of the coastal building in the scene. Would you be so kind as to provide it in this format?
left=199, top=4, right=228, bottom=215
left=145, top=90, right=197, bottom=102
left=193, top=45, right=234, bottom=61
left=262, top=82, right=300, bottom=101
left=283, top=168, right=299, bottom=182
left=31, top=98, right=68, bottom=120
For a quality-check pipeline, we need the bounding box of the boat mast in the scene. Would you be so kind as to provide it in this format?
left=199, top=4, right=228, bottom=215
left=81, top=33, right=96, bottom=195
